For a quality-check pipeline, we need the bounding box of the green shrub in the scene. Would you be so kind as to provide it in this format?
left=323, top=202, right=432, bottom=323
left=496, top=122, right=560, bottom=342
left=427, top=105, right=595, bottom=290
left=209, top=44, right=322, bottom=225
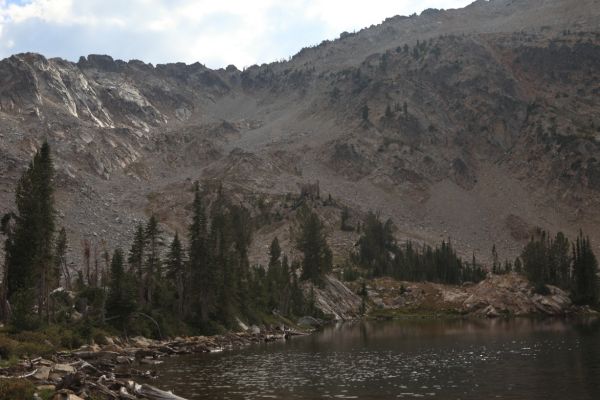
left=0, top=378, right=35, bottom=400
left=37, top=389, right=55, bottom=400
left=9, top=332, right=54, bottom=357
left=342, top=267, right=360, bottom=282
left=0, top=336, right=18, bottom=360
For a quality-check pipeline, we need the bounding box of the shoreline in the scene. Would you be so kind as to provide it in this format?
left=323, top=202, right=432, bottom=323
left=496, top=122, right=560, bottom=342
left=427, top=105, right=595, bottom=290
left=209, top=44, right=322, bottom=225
left=2, top=311, right=598, bottom=399
left=0, top=327, right=310, bottom=400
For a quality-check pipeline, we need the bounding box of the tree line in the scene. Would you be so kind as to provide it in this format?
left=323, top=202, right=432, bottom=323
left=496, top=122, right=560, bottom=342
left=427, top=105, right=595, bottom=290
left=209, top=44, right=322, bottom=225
left=353, top=212, right=486, bottom=284
left=350, top=212, right=599, bottom=307
left=518, top=230, right=599, bottom=305
left=0, top=142, right=329, bottom=335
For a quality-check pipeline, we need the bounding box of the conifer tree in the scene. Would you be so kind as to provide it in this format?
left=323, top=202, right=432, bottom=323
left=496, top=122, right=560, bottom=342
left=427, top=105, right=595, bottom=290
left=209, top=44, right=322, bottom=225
left=572, top=232, right=599, bottom=305
left=210, top=200, right=235, bottom=326
left=144, top=215, right=163, bottom=307
left=361, top=104, right=369, bottom=121
left=290, top=269, right=305, bottom=316
left=295, top=205, right=332, bottom=284
left=514, top=257, right=523, bottom=274
left=358, top=212, right=395, bottom=276
left=385, top=104, right=393, bottom=119
left=106, top=248, right=136, bottom=330
left=491, top=245, right=499, bottom=275
left=166, top=232, right=185, bottom=317
left=3, top=141, right=56, bottom=325
left=230, top=205, right=252, bottom=317
left=267, top=237, right=283, bottom=311
left=551, top=232, right=571, bottom=288
left=128, top=223, right=145, bottom=305
left=188, top=182, right=209, bottom=321
left=280, top=255, right=292, bottom=315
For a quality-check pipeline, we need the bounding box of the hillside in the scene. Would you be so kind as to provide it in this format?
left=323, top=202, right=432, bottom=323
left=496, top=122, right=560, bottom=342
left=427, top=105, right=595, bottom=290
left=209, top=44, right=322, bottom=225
left=1, top=0, right=600, bottom=268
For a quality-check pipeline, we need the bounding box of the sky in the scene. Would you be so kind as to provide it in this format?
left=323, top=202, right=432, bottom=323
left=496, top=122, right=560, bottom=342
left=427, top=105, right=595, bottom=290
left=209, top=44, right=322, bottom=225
left=0, top=0, right=474, bottom=69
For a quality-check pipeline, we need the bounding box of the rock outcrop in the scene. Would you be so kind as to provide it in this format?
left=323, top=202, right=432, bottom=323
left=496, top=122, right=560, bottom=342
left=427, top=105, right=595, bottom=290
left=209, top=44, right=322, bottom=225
left=362, top=273, right=584, bottom=317
left=310, top=275, right=363, bottom=320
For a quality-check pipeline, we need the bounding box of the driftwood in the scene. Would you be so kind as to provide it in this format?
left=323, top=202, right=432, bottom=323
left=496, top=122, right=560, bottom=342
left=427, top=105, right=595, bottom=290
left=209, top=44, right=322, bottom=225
left=87, top=381, right=119, bottom=399
left=73, top=350, right=120, bottom=361
left=3, top=326, right=309, bottom=399
left=0, top=368, right=38, bottom=379
left=127, top=381, right=189, bottom=400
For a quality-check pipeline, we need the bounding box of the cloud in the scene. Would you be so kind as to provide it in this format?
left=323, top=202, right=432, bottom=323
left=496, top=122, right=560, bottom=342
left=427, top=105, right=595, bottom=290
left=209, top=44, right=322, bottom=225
left=0, top=0, right=474, bottom=68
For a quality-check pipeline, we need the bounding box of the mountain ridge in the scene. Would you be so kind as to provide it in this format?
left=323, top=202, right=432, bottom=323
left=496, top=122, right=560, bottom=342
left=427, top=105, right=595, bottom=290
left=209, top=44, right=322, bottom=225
left=1, top=0, right=600, bottom=268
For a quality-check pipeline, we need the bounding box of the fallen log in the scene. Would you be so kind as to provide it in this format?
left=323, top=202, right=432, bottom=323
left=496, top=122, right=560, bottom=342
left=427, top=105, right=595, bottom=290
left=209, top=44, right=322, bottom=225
left=87, top=381, right=119, bottom=399
left=118, top=387, right=137, bottom=400
left=127, top=381, right=189, bottom=400
left=0, top=368, right=38, bottom=379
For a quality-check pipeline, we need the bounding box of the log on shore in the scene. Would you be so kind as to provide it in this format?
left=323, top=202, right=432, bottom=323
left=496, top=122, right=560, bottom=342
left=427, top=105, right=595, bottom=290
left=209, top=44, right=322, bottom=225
left=128, top=381, right=189, bottom=400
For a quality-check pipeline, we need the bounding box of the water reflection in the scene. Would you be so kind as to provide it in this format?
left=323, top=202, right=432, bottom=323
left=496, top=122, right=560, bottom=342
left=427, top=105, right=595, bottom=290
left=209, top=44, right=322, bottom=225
left=149, top=318, right=600, bottom=400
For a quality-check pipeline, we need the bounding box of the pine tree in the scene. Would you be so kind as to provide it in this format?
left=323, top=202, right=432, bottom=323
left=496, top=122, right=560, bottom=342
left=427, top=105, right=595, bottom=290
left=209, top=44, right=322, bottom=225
left=210, top=202, right=235, bottom=326
left=3, top=141, right=56, bottom=325
left=551, top=232, right=571, bottom=288
left=279, top=255, right=292, bottom=315
left=128, top=223, right=145, bottom=305
left=106, top=248, right=136, bottom=330
left=491, top=245, right=499, bottom=274
left=385, top=104, right=393, bottom=119
left=522, top=233, right=548, bottom=289
left=361, top=104, right=369, bottom=121
left=572, top=232, right=599, bottom=305
left=267, top=237, right=283, bottom=311
left=230, top=205, right=252, bottom=318
left=358, top=212, right=395, bottom=277
left=188, top=182, right=209, bottom=322
left=166, top=232, right=185, bottom=318
left=1, top=213, right=16, bottom=322
left=289, top=260, right=305, bottom=316
left=514, top=257, right=523, bottom=274
left=144, top=215, right=163, bottom=307
left=295, top=205, right=332, bottom=284
left=269, top=237, right=281, bottom=268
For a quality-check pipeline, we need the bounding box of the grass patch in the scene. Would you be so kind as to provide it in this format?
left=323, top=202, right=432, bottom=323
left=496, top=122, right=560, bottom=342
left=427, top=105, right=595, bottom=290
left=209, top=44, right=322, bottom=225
left=0, top=378, right=35, bottom=400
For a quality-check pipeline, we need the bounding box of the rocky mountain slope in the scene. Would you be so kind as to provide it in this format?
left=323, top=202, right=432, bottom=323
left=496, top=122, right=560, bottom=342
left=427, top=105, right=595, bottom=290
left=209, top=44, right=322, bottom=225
left=1, top=0, right=600, bottom=268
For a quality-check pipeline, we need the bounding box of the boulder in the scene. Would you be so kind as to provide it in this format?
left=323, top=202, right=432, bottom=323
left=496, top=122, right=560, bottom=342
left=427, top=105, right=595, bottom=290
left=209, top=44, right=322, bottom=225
left=33, top=366, right=51, bottom=380
left=53, top=364, right=76, bottom=374
left=131, top=336, right=153, bottom=348
left=52, top=390, right=84, bottom=400
left=484, top=305, right=500, bottom=318
left=249, top=325, right=261, bottom=335
left=36, top=384, right=56, bottom=392
left=116, top=355, right=133, bottom=364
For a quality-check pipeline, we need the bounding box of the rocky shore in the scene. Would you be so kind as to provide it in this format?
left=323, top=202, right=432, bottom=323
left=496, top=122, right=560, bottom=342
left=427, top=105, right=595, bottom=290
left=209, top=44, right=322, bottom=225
left=2, top=273, right=598, bottom=399
left=1, top=328, right=308, bottom=400
left=363, top=273, right=598, bottom=318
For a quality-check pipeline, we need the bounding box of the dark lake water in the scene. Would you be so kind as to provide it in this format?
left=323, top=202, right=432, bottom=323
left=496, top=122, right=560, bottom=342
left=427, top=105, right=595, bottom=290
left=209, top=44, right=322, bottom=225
left=150, top=318, right=600, bottom=400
